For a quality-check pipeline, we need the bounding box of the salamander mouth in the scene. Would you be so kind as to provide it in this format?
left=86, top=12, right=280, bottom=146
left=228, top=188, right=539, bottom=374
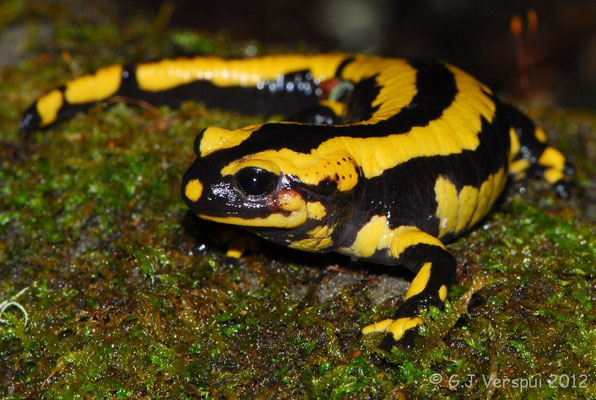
left=188, top=203, right=272, bottom=220
left=182, top=179, right=288, bottom=225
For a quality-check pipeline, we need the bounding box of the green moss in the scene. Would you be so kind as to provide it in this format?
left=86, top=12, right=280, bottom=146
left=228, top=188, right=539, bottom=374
left=0, top=1, right=594, bottom=398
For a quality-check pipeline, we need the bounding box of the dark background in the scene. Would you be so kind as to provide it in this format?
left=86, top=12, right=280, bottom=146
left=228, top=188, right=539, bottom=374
left=119, top=0, right=596, bottom=108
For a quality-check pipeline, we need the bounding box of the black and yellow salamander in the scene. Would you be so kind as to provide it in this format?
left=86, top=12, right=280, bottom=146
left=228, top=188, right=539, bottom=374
left=20, top=54, right=571, bottom=351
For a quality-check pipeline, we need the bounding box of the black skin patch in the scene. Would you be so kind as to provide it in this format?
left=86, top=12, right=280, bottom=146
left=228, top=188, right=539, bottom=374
left=20, top=85, right=94, bottom=133
left=119, top=67, right=323, bottom=116
left=334, top=57, right=356, bottom=78
left=343, top=75, right=381, bottom=123
left=18, top=106, right=41, bottom=132
left=360, top=107, right=510, bottom=236
left=503, top=102, right=545, bottom=162
left=287, top=104, right=344, bottom=125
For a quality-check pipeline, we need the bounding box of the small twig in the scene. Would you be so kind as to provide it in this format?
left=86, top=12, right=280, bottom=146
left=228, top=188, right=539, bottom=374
left=41, top=359, right=65, bottom=391
left=0, top=287, right=29, bottom=326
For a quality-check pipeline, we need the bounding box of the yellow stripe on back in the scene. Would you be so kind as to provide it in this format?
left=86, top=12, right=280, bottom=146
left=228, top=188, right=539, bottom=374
left=218, top=61, right=495, bottom=190
left=135, top=54, right=348, bottom=92
left=340, top=57, right=418, bottom=122
left=64, top=65, right=123, bottom=104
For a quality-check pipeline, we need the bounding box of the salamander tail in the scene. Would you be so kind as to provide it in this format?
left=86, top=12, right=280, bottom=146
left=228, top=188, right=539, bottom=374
left=504, top=103, right=573, bottom=198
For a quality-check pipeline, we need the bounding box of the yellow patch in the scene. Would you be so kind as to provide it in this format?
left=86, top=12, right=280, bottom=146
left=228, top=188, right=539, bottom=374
left=226, top=248, right=243, bottom=259
left=310, top=224, right=333, bottom=239
left=386, top=317, right=423, bottom=341
left=389, top=226, right=445, bottom=258
left=509, top=159, right=531, bottom=175
left=289, top=225, right=334, bottom=251
left=404, top=262, right=432, bottom=300
left=64, top=65, right=123, bottom=104
left=434, top=168, right=506, bottom=238
left=222, top=149, right=359, bottom=192
left=135, top=54, right=347, bottom=92
left=277, top=191, right=305, bottom=212
left=337, top=216, right=444, bottom=259
left=199, top=125, right=262, bottom=157
left=289, top=238, right=332, bottom=251
left=289, top=223, right=334, bottom=251
left=509, top=127, right=520, bottom=160
left=362, top=319, right=393, bottom=335
left=543, top=168, right=564, bottom=183
left=338, top=215, right=392, bottom=258
left=306, top=201, right=327, bottom=220
left=438, top=285, right=448, bottom=301
left=538, top=147, right=565, bottom=170
left=226, top=235, right=247, bottom=259
left=36, top=89, right=64, bottom=127
left=200, top=210, right=306, bottom=228
left=534, top=127, right=548, bottom=143
left=184, top=179, right=203, bottom=201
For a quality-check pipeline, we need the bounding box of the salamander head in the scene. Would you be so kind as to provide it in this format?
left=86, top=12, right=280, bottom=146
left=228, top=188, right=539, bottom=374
left=181, top=124, right=358, bottom=249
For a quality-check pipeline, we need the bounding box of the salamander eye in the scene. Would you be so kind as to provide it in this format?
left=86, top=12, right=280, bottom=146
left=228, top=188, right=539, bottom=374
left=234, top=167, right=278, bottom=197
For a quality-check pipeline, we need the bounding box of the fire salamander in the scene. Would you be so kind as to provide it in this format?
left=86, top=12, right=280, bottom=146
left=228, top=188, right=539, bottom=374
left=20, top=54, right=571, bottom=351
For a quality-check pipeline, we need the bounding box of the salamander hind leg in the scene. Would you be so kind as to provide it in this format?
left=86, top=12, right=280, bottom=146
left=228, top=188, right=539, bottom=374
left=362, top=227, right=456, bottom=351
left=504, top=103, right=573, bottom=198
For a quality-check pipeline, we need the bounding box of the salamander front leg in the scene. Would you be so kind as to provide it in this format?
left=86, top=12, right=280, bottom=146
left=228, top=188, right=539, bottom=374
left=362, top=228, right=456, bottom=351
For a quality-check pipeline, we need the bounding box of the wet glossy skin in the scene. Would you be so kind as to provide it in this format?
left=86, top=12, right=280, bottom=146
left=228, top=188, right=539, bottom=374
left=21, top=54, right=570, bottom=350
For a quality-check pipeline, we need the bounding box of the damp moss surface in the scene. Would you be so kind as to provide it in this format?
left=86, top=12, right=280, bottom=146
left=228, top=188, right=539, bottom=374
left=0, top=1, right=594, bottom=399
